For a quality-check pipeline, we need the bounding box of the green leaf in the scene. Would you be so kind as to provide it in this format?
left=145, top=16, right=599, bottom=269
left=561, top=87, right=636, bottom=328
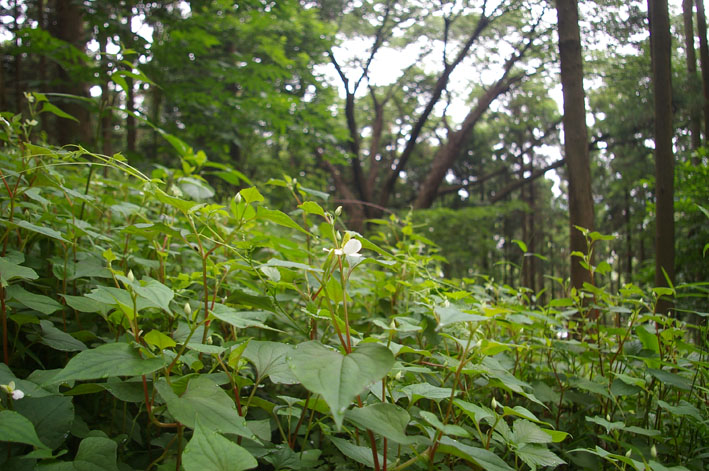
left=73, top=436, right=119, bottom=471
left=515, top=444, right=566, bottom=469
left=330, top=436, right=389, bottom=468
left=10, top=219, right=68, bottom=242
left=212, top=169, right=252, bottom=187
left=260, top=265, right=281, bottom=282
left=512, top=239, right=528, bottom=252
left=132, top=279, right=174, bottom=314
left=153, top=187, right=198, bottom=213
left=262, top=258, right=323, bottom=273
left=299, top=201, right=326, bottom=217
left=49, top=342, right=166, bottom=384
left=435, top=305, right=487, bottom=327
left=400, top=383, right=455, bottom=405
left=182, top=419, right=257, bottom=471
left=14, top=395, right=74, bottom=450
left=210, top=304, right=276, bottom=331
left=454, top=399, right=494, bottom=425
left=257, top=207, right=309, bottom=234
left=0, top=410, right=49, bottom=449
left=61, top=294, right=108, bottom=314
left=7, top=285, right=63, bottom=314
left=298, top=185, right=329, bottom=200
left=144, top=329, right=177, bottom=350
left=636, top=324, right=660, bottom=354
left=40, top=102, right=78, bottom=122
left=437, top=436, right=513, bottom=471
left=542, top=429, right=570, bottom=443
left=178, top=177, right=215, bottom=201
left=39, top=320, right=87, bottom=352
left=288, top=341, right=394, bottom=429
left=502, top=405, right=549, bottom=426
left=419, top=410, right=469, bottom=437
left=226, top=290, right=276, bottom=311
left=512, top=420, right=552, bottom=445
left=657, top=399, right=703, bottom=421
left=154, top=376, right=255, bottom=439
left=243, top=340, right=297, bottom=384
left=647, top=368, right=692, bottom=390
left=0, top=256, right=38, bottom=285
left=345, top=403, right=419, bottom=445
left=239, top=187, right=264, bottom=204
left=585, top=415, right=625, bottom=433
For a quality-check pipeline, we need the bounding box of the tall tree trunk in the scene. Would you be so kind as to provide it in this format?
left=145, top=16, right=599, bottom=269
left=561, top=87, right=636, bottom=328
left=696, top=0, right=709, bottom=141
left=624, top=187, right=633, bottom=284
left=648, top=0, right=675, bottom=315
left=555, top=0, right=594, bottom=292
left=13, top=0, right=22, bottom=113
left=527, top=157, right=537, bottom=292
left=126, top=77, right=136, bottom=153
left=51, top=0, right=90, bottom=144
left=151, top=86, right=162, bottom=158
left=98, top=32, right=112, bottom=157
left=683, top=0, right=702, bottom=152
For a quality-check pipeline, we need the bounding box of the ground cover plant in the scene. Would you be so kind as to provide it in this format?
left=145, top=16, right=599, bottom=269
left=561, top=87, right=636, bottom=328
left=0, top=104, right=707, bottom=471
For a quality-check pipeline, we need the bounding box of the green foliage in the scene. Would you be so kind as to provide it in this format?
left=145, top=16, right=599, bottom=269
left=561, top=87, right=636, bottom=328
left=0, top=112, right=706, bottom=471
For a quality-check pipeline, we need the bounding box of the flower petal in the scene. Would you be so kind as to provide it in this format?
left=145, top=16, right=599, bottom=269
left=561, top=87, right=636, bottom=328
left=342, top=239, right=362, bottom=256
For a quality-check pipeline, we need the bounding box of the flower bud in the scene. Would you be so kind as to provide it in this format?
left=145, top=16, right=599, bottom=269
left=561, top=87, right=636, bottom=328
left=625, top=449, right=632, bottom=457
left=184, top=302, right=192, bottom=317
left=491, top=397, right=498, bottom=410
left=127, top=270, right=135, bottom=282
left=335, top=206, right=342, bottom=216
left=234, top=193, right=242, bottom=203
left=650, top=444, right=657, bottom=459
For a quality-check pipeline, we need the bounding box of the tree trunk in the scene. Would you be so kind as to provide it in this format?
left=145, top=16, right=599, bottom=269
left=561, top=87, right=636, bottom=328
left=648, top=0, right=675, bottom=315
left=126, top=77, right=136, bottom=153
left=624, top=187, right=633, bottom=284
left=555, top=0, right=594, bottom=292
left=13, top=0, right=22, bottom=113
left=50, top=0, right=91, bottom=144
left=527, top=157, right=537, bottom=292
left=377, top=14, right=492, bottom=208
left=696, top=0, right=709, bottom=141
left=683, top=0, right=702, bottom=152
left=413, top=72, right=523, bottom=209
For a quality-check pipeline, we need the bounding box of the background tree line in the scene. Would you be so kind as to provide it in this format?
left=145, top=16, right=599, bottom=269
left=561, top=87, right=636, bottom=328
left=1, top=0, right=707, bottom=309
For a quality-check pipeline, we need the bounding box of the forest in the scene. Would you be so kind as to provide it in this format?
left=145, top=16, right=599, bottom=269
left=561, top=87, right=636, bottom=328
left=0, top=0, right=707, bottom=470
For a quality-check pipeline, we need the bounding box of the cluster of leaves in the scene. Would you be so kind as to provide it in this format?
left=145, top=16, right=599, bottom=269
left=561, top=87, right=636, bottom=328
left=0, top=106, right=707, bottom=471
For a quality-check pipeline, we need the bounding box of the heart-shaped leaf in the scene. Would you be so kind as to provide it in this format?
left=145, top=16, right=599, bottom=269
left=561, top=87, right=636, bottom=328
left=288, top=341, right=394, bottom=429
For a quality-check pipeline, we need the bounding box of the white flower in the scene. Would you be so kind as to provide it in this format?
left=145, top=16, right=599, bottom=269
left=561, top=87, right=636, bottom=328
left=342, top=239, right=362, bottom=256
left=1, top=381, right=24, bottom=400
left=325, top=238, right=362, bottom=257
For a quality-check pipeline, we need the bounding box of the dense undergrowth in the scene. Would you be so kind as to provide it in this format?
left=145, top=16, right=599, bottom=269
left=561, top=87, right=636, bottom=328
left=0, top=106, right=708, bottom=471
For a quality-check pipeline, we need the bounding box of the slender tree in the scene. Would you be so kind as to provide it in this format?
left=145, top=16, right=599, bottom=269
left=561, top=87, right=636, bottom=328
left=696, top=0, right=709, bottom=140
left=683, top=0, right=702, bottom=152
left=648, top=0, right=675, bottom=314
left=555, top=0, right=594, bottom=292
